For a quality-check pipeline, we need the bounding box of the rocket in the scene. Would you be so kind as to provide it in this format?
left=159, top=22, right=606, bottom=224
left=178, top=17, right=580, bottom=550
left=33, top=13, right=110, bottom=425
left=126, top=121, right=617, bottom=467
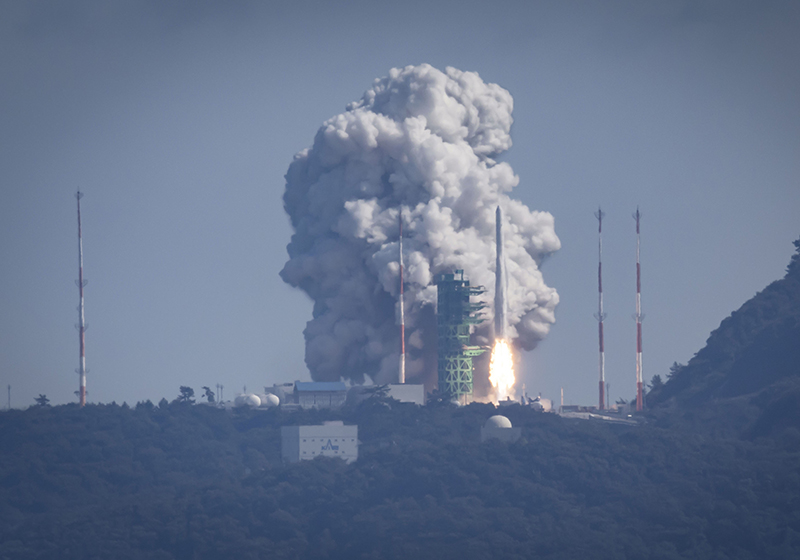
left=495, top=206, right=507, bottom=340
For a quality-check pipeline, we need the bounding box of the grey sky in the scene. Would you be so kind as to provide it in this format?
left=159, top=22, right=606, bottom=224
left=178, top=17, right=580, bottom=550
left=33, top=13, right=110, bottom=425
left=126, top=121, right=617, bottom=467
left=1, top=0, right=798, bottom=407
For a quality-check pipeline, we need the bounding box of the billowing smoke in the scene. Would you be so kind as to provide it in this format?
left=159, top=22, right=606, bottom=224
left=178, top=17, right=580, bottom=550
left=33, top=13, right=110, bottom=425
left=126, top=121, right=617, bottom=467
left=280, top=64, right=560, bottom=388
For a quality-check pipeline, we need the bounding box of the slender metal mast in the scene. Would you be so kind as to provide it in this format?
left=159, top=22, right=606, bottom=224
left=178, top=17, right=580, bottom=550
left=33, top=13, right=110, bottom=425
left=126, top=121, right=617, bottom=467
left=76, top=191, right=87, bottom=407
left=594, top=207, right=606, bottom=410
left=633, top=207, right=644, bottom=411
left=398, top=209, right=405, bottom=384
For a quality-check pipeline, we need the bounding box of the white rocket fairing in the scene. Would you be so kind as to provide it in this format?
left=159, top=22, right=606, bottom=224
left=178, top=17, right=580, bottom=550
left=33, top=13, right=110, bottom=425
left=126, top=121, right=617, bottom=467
left=495, top=206, right=507, bottom=340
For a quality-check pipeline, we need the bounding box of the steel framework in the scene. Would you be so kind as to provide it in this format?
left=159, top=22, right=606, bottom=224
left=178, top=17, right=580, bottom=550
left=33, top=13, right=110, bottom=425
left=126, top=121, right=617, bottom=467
left=435, top=270, right=487, bottom=403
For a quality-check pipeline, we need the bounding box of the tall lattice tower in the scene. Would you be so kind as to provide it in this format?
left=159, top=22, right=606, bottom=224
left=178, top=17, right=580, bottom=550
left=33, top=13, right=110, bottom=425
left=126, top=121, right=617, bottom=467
left=435, top=269, right=487, bottom=403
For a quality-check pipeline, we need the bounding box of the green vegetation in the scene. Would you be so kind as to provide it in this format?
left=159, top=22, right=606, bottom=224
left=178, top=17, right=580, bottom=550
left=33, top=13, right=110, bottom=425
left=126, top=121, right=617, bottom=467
left=647, top=237, right=800, bottom=439
left=1, top=238, right=798, bottom=559
left=1, top=399, right=799, bottom=559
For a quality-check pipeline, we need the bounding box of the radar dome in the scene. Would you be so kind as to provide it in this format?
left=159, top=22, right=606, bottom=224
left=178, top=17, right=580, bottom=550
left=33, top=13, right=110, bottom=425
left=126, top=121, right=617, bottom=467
left=485, top=415, right=513, bottom=429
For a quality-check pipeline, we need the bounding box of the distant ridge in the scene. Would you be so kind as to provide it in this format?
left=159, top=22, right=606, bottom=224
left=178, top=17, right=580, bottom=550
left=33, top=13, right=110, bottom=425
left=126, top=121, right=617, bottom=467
left=649, top=237, right=800, bottom=437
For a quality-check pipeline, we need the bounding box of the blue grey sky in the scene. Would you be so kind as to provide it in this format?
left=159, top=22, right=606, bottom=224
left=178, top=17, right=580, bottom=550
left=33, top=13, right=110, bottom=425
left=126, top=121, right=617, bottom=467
left=1, top=0, right=798, bottom=407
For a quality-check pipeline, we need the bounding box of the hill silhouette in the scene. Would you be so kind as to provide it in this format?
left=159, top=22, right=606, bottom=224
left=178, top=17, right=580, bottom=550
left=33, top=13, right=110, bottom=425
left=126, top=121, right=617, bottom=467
left=648, top=237, right=800, bottom=437
left=1, top=238, right=799, bottom=558
left=1, top=397, right=799, bottom=559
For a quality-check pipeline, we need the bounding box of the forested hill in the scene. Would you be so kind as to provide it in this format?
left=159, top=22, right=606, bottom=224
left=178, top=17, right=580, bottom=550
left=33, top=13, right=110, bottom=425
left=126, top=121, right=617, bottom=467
left=1, top=400, right=799, bottom=559
left=648, top=237, right=800, bottom=437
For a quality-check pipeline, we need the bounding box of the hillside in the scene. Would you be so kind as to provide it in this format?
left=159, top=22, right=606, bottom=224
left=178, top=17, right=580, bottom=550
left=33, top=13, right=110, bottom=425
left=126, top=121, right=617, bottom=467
left=648, top=237, right=800, bottom=437
left=1, top=399, right=799, bottom=559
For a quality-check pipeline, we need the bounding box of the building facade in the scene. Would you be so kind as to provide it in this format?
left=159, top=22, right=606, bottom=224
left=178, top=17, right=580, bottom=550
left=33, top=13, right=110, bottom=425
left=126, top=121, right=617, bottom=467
left=281, top=421, right=358, bottom=463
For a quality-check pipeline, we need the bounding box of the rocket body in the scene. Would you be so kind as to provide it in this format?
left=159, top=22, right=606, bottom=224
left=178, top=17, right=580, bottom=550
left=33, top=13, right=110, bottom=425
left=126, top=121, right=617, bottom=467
left=495, top=206, right=507, bottom=340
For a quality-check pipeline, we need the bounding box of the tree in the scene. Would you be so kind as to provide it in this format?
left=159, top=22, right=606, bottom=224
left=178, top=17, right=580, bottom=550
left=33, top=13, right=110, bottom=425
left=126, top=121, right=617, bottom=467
left=34, top=394, right=50, bottom=407
left=648, top=375, right=664, bottom=391
left=667, top=362, right=685, bottom=379
left=177, top=386, right=195, bottom=404
left=202, top=386, right=215, bottom=403
left=787, top=236, right=800, bottom=275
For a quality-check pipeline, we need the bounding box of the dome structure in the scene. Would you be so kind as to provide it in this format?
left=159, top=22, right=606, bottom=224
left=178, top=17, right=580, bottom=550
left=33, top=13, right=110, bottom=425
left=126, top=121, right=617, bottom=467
left=485, top=415, right=512, bottom=429
left=261, top=393, right=280, bottom=407
left=234, top=394, right=261, bottom=408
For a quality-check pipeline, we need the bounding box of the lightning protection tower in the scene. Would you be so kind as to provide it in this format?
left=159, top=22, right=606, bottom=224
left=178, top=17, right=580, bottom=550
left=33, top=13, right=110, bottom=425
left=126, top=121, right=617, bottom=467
left=633, top=207, right=644, bottom=412
left=435, top=270, right=487, bottom=403
left=75, top=191, right=88, bottom=407
left=594, top=207, right=607, bottom=410
left=398, top=209, right=405, bottom=384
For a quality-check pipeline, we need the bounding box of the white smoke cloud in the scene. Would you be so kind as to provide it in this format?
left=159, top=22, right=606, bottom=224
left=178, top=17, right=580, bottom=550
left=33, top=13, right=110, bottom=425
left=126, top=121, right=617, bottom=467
left=281, top=64, right=560, bottom=388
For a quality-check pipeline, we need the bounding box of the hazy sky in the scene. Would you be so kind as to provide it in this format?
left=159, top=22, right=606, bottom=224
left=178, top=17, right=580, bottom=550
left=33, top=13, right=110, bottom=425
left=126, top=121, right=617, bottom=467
left=1, top=0, right=798, bottom=408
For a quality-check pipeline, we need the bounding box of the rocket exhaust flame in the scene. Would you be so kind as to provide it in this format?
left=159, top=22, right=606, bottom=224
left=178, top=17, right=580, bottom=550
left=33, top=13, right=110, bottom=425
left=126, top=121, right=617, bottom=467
left=489, top=338, right=515, bottom=401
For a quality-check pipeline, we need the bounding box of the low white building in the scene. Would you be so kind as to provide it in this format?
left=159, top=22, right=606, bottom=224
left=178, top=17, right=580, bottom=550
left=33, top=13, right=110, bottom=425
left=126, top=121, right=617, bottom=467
left=281, top=421, right=358, bottom=463
left=295, top=382, right=348, bottom=409
left=386, top=384, right=426, bottom=405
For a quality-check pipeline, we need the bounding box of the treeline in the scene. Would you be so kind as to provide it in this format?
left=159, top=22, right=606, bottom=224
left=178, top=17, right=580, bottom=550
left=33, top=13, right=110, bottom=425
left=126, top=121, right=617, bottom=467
left=645, top=237, right=800, bottom=439
left=1, top=399, right=799, bottom=559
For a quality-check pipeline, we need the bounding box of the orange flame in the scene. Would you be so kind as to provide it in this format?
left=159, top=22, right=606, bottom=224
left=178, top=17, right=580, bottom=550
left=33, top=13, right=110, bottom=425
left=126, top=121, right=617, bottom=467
left=489, top=339, right=515, bottom=402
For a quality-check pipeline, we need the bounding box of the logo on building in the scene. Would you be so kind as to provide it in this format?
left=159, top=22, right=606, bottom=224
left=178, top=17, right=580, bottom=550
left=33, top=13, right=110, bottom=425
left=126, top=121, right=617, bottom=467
left=321, top=439, right=339, bottom=451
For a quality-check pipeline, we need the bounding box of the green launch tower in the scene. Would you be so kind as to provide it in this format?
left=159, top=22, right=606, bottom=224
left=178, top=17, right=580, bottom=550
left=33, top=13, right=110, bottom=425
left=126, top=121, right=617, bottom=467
left=435, top=270, right=487, bottom=403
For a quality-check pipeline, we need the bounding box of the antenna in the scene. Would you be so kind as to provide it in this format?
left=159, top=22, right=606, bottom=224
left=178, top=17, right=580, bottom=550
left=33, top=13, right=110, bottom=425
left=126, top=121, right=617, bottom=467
left=75, top=191, right=88, bottom=407
left=594, top=207, right=607, bottom=410
left=398, top=209, right=405, bottom=384
left=633, top=207, right=644, bottom=412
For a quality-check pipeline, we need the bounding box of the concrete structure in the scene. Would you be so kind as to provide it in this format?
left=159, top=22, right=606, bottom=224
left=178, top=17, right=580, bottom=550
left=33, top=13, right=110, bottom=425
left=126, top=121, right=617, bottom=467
left=346, top=383, right=426, bottom=406
left=281, top=421, right=358, bottom=463
left=480, top=415, right=522, bottom=443
left=386, top=384, right=425, bottom=405
left=265, top=382, right=296, bottom=404
left=295, top=382, right=347, bottom=409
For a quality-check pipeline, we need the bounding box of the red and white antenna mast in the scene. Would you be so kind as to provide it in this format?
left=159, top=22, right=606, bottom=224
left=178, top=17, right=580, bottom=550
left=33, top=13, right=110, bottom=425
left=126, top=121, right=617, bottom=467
left=398, top=209, right=405, bottom=384
left=76, top=191, right=88, bottom=407
left=633, top=207, right=644, bottom=411
left=594, top=207, right=606, bottom=410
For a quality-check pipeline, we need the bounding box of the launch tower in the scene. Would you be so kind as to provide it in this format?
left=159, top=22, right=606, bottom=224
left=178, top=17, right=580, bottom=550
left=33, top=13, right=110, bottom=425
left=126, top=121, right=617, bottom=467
left=435, top=270, right=487, bottom=403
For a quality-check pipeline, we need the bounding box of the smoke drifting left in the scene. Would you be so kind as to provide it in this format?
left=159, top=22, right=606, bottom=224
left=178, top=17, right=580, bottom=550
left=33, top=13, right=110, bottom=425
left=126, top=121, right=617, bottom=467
left=280, top=64, right=560, bottom=388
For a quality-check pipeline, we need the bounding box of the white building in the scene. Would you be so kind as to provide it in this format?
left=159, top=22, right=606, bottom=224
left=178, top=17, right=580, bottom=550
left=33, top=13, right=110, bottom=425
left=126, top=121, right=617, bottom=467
left=347, top=384, right=426, bottom=406
left=386, top=384, right=426, bottom=405
left=295, top=382, right=348, bottom=409
left=281, top=421, right=358, bottom=463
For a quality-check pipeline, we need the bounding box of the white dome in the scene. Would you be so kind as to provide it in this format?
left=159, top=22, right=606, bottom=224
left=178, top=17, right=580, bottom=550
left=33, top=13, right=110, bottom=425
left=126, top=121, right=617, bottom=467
left=243, top=394, right=261, bottom=408
left=485, top=415, right=512, bottom=429
left=261, top=393, right=280, bottom=407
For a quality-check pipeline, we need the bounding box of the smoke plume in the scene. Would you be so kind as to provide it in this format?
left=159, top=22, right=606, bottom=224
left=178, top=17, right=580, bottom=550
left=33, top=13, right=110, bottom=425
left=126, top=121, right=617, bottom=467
left=281, top=64, right=560, bottom=388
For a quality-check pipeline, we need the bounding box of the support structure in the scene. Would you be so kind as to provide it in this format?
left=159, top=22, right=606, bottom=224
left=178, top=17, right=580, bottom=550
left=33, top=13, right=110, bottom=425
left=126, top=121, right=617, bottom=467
left=75, top=191, right=87, bottom=407
left=633, top=207, right=644, bottom=411
left=594, top=207, right=606, bottom=410
left=398, top=210, right=405, bottom=384
left=435, top=270, right=487, bottom=403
